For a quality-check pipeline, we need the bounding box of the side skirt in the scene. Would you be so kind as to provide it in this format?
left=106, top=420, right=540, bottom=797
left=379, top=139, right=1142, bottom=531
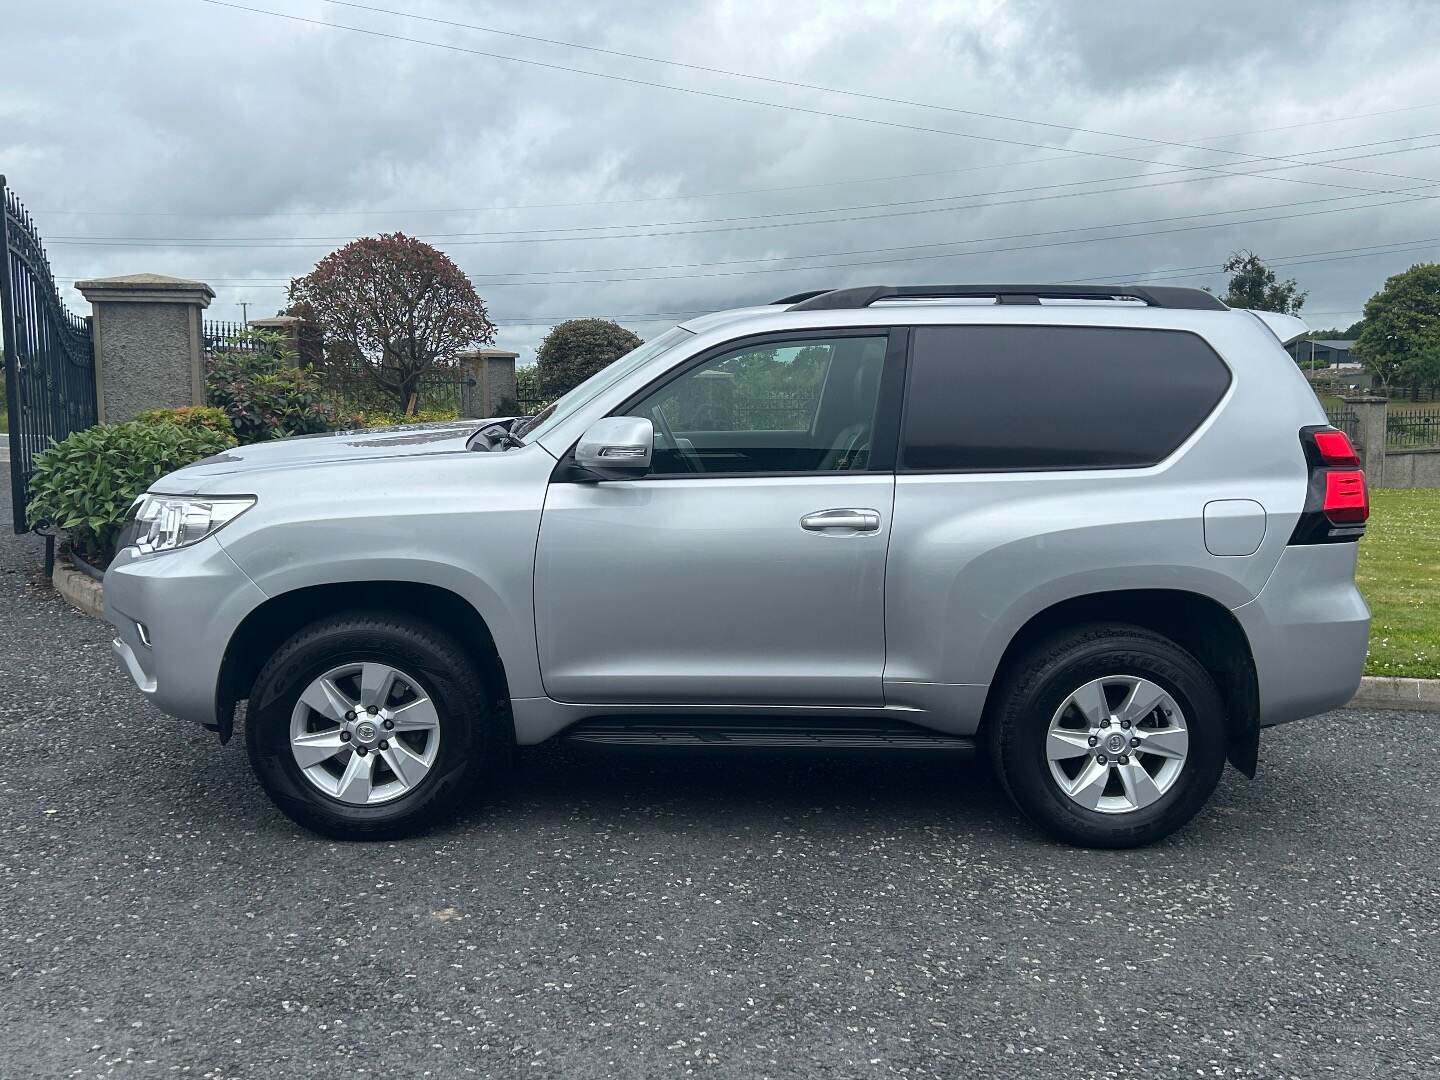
left=561, top=716, right=975, bottom=753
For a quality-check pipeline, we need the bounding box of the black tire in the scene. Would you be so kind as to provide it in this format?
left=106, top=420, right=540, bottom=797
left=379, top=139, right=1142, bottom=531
left=246, top=611, right=495, bottom=839
left=987, top=623, right=1226, bottom=848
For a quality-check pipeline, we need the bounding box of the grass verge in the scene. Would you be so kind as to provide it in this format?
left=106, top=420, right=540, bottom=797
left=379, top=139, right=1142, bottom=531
left=1357, top=488, right=1440, bottom=679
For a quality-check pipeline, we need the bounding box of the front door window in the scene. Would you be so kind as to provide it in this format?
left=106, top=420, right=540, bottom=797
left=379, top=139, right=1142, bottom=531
left=626, top=335, right=889, bottom=475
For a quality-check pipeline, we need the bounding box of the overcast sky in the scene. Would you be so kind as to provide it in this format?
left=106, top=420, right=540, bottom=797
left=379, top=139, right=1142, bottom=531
left=5, top=0, right=1440, bottom=361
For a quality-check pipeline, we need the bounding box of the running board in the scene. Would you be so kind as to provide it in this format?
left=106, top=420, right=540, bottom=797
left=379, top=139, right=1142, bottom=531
left=562, top=718, right=977, bottom=752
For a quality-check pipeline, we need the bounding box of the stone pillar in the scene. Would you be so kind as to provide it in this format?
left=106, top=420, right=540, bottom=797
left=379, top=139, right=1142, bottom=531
left=248, top=314, right=323, bottom=368
left=76, top=274, right=214, bottom=422
left=457, top=348, right=519, bottom=418
left=1343, top=395, right=1389, bottom=485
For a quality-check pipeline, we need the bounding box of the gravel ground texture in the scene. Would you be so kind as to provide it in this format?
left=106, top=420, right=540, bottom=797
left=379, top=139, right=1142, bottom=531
left=1, top=497, right=1437, bottom=1079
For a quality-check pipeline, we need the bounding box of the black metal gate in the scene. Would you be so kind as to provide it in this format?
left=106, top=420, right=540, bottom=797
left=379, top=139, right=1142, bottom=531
left=0, top=175, right=98, bottom=533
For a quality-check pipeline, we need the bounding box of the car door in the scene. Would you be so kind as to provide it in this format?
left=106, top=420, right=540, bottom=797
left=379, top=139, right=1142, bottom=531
left=534, top=329, right=905, bottom=706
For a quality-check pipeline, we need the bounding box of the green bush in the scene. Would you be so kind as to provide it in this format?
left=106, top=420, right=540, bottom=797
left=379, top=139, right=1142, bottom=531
left=343, top=408, right=460, bottom=428
left=136, top=405, right=236, bottom=437
left=27, top=420, right=235, bottom=564
left=534, top=319, right=643, bottom=400
left=207, top=347, right=334, bottom=444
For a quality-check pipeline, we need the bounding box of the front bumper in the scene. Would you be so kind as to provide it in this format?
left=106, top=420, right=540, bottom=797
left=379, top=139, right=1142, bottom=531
left=104, top=537, right=268, bottom=728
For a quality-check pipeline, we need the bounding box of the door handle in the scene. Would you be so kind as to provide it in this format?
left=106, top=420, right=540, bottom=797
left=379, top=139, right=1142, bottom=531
left=800, top=508, right=881, bottom=533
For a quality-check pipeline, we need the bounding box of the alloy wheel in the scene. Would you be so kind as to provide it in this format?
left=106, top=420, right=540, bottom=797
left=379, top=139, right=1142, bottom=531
left=1045, top=675, right=1190, bottom=815
left=288, top=662, right=442, bottom=806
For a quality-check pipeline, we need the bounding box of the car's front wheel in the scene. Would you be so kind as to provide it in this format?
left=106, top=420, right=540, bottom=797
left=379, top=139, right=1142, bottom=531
left=246, top=612, right=494, bottom=839
left=988, top=624, right=1227, bottom=848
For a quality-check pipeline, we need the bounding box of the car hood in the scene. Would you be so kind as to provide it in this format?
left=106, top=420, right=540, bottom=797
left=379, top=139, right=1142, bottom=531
left=152, top=420, right=496, bottom=493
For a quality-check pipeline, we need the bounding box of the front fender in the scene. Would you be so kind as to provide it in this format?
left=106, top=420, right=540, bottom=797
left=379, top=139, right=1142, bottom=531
left=213, top=451, right=552, bottom=699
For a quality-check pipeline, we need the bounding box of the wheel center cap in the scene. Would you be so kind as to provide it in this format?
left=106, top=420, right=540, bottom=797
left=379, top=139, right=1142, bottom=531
left=354, top=720, right=379, bottom=745
left=1104, top=732, right=1127, bottom=755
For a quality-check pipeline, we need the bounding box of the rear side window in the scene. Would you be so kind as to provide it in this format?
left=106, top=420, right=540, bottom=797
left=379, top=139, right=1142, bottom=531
left=900, top=325, right=1231, bottom=471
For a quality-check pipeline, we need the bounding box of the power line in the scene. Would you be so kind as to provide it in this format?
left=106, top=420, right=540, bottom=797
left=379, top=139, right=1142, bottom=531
left=192, top=0, right=1440, bottom=201
left=58, top=179, right=1437, bottom=286
left=445, top=200, right=1440, bottom=286
left=1197, top=102, right=1440, bottom=141
left=384, top=196, right=1440, bottom=281
left=59, top=237, right=1436, bottom=308
left=411, top=200, right=1424, bottom=288
left=54, top=197, right=1440, bottom=301
left=1069, top=238, right=1440, bottom=284
left=43, top=140, right=1440, bottom=252
left=36, top=114, right=1440, bottom=220
left=312, top=0, right=1440, bottom=190
left=483, top=241, right=1433, bottom=323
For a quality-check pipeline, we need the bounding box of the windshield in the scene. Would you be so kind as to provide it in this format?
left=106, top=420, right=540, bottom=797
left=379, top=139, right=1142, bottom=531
left=513, top=325, right=695, bottom=443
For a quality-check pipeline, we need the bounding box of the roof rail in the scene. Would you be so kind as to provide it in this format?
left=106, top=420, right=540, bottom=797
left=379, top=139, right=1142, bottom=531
left=786, top=284, right=1228, bottom=312
left=769, top=289, right=834, bottom=305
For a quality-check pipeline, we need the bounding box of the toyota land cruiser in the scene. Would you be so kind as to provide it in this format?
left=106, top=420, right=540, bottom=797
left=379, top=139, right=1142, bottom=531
left=104, top=284, right=1371, bottom=847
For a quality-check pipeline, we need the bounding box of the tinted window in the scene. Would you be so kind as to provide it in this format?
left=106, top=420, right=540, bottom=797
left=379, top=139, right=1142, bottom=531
left=626, top=335, right=888, bottom=475
left=901, top=326, right=1231, bottom=471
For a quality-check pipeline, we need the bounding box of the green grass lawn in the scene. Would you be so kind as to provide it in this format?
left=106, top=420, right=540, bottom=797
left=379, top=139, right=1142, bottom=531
left=1357, top=488, right=1440, bottom=679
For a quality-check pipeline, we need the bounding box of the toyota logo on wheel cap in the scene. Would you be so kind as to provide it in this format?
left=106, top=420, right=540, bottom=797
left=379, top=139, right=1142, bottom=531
left=1106, top=733, right=1127, bottom=754
left=356, top=721, right=377, bottom=742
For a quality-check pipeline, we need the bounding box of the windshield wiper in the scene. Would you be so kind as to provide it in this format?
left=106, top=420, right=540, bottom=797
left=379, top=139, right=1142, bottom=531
left=512, top=404, right=554, bottom=441
left=492, top=426, right=526, bottom=450
left=470, top=422, right=524, bottom=451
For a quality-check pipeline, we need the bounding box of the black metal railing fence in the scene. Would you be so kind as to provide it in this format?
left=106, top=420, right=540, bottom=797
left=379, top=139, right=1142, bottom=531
left=0, top=175, right=98, bottom=532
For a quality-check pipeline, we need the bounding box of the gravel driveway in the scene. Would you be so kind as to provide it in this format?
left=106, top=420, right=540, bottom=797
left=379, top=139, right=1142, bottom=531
left=1, top=498, right=1436, bottom=1079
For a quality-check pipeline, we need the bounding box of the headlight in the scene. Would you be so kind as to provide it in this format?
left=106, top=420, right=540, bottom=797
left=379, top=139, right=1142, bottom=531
left=124, top=494, right=255, bottom=555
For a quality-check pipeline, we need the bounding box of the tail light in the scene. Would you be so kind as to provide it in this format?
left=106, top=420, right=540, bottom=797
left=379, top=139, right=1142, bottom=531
left=1288, top=425, right=1368, bottom=544
left=1312, top=430, right=1360, bottom=467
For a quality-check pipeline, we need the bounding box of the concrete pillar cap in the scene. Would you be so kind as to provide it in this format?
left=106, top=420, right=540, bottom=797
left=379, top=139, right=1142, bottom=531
left=457, top=347, right=520, bottom=360
left=76, top=273, right=215, bottom=307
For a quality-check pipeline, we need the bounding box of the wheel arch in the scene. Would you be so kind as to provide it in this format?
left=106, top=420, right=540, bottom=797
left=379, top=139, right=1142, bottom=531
left=983, top=589, right=1260, bottom=777
left=216, top=581, right=512, bottom=745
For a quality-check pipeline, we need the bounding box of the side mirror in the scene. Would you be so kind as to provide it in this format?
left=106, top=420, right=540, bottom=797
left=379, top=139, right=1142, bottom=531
left=574, top=416, right=653, bottom=478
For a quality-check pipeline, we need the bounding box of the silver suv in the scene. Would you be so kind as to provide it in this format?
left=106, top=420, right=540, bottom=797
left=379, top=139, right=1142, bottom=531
left=104, top=284, right=1371, bottom=847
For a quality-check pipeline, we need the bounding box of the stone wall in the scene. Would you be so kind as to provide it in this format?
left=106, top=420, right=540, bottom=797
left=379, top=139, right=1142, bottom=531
left=1342, top=396, right=1440, bottom=488
left=1381, top=448, right=1440, bottom=489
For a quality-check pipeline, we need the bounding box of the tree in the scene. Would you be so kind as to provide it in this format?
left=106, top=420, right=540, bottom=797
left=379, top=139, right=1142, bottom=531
left=1354, top=263, right=1440, bottom=396
left=1308, top=319, right=1366, bottom=340
left=289, top=233, right=495, bottom=414
left=1220, top=250, right=1307, bottom=314
left=534, top=319, right=643, bottom=399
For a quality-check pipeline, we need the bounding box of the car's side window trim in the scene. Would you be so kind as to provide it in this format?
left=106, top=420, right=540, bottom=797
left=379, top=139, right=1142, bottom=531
left=555, top=326, right=905, bottom=482
left=868, top=327, right=911, bottom=474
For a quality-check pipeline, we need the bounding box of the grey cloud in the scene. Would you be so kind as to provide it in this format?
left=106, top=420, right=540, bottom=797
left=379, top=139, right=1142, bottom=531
left=2, top=0, right=1438, bottom=363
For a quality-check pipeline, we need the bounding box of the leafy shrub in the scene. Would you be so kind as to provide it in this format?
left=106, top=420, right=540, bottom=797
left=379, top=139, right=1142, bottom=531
left=27, top=420, right=235, bottom=564
left=136, top=405, right=236, bottom=438
left=342, top=408, right=460, bottom=428
left=207, top=347, right=335, bottom=444
left=534, top=319, right=643, bottom=399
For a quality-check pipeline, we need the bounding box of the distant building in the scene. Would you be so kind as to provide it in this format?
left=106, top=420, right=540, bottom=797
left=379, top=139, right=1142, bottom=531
left=1286, top=338, right=1359, bottom=368
left=1290, top=337, right=1376, bottom=392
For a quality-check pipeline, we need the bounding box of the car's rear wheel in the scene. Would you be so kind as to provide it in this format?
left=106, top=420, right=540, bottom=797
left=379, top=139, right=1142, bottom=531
left=246, top=612, right=494, bottom=839
left=988, top=624, right=1226, bottom=848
